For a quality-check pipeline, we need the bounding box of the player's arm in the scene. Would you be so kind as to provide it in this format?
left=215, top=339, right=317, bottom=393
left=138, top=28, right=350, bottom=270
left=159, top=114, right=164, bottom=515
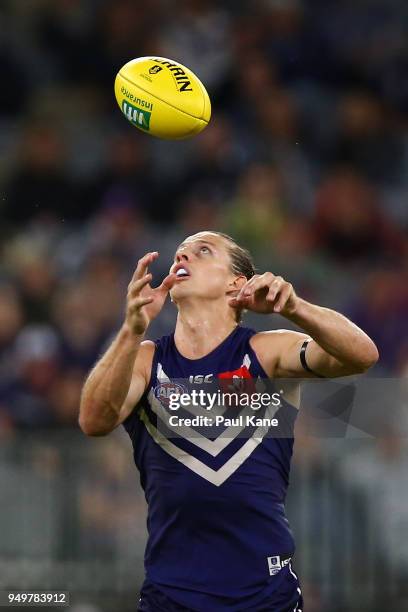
left=275, top=298, right=379, bottom=377
left=231, top=273, right=379, bottom=378
left=79, top=252, right=176, bottom=435
left=79, top=332, right=153, bottom=436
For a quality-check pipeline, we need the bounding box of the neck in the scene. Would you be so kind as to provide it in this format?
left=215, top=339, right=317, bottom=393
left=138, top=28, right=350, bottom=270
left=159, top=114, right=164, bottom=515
left=174, top=301, right=238, bottom=359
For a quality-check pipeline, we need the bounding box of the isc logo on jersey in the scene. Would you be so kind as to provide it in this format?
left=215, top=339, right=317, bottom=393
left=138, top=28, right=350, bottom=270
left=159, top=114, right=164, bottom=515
left=188, top=374, right=213, bottom=383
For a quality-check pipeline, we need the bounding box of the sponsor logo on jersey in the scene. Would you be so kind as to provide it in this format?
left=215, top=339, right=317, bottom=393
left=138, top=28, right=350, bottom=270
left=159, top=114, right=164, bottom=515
left=267, top=555, right=291, bottom=576
left=122, top=101, right=151, bottom=130
left=267, top=556, right=281, bottom=575
left=188, top=374, right=213, bottom=383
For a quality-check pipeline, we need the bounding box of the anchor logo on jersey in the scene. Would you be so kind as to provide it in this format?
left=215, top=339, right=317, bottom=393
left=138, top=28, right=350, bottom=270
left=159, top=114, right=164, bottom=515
left=218, top=365, right=256, bottom=393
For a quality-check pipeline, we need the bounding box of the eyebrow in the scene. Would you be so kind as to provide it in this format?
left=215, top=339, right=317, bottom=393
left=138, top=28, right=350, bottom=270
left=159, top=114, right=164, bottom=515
left=178, top=239, right=216, bottom=250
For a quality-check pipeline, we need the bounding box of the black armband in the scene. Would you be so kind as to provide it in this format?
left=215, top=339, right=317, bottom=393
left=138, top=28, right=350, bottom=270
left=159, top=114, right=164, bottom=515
left=300, top=339, right=325, bottom=378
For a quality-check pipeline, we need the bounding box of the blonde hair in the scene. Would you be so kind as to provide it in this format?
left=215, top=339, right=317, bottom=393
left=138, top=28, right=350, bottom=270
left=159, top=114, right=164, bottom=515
left=212, top=232, right=256, bottom=322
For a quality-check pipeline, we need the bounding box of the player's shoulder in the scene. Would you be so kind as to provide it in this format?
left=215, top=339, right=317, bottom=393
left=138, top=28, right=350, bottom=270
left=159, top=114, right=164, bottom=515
left=134, top=340, right=156, bottom=376
left=140, top=339, right=156, bottom=352
left=137, top=339, right=156, bottom=358
left=136, top=335, right=174, bottom=372
left=251, top=329, right=308, bottom=349
left=251, top=329, right=309, bottom=345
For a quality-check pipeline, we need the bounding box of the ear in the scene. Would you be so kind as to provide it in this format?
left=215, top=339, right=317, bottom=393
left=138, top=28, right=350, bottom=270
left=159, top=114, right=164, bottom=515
left=226, top=274, right=247, bottom=296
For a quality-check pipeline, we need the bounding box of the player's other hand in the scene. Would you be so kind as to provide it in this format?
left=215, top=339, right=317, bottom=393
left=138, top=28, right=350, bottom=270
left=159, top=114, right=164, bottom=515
left=125, top=252, right=177, bottom=335
left=229, top=272, right=298, bottom=317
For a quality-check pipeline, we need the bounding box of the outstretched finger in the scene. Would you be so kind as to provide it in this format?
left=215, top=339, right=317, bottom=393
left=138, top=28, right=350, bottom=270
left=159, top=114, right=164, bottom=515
left=130, top=252, right=159, bottom=284
left=266, top=278, right=283, bottom=303
left=129, top=273, right=152, bottom=297
left=229, top=294, right=251, bottom=307
left=154, top=272, right=178, bottom=297
left=228, top=296, right=245, bottom=308
left=128, top=295, right=154, bottom=311
left=273, top=285, right=292, bottom=312
left=236, top=275, right=270, bottom=301
left=235, top=278, right=257, bottom=301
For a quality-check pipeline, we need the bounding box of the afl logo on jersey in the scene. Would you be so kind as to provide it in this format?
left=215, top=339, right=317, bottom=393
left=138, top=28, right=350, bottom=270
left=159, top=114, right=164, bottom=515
left=154, top=382, right=186, bottom=407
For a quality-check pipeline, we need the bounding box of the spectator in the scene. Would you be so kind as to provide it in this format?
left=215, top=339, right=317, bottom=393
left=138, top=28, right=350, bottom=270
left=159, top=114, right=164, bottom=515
left=3, top=123, right=76, bottom=225
left=3, top=325, right=60, bottom=428
left=224, top=162, right=287, bottom=253
left=346, top=267, right=408, bottom=372
left=332, top=92, right=404, bottom=185
left=312, top=167, right=405, bottom=264
left=80, top=132, right=154, bottom=220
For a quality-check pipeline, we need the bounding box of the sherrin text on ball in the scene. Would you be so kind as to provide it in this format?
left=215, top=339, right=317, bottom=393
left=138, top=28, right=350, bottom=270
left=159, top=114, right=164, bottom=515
left=114, top=56, right=211, bottom=139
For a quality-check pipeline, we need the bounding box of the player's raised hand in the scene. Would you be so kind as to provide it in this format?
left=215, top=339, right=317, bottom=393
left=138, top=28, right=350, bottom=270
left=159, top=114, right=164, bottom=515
left=228, top=272, right=298, bottom=316
left=126, top=252, right=177, bottom=335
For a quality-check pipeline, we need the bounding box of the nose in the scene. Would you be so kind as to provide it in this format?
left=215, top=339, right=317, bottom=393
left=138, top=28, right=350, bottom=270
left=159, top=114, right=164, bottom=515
left=175, top=249, right=190, bottom=263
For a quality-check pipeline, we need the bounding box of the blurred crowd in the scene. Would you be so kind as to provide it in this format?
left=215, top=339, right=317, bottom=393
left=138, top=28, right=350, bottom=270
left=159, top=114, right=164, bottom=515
left=0, top=0, right=407, bottom=434
left=1, top=3, right=408, bottom=610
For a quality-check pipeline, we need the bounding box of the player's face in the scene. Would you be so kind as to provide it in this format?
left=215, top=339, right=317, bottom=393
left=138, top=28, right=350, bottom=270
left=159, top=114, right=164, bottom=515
left=169, top=232, right=236, bottom=302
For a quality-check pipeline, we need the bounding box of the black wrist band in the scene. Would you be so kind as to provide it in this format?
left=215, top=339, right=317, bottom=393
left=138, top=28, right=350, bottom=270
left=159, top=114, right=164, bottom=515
left=300, top=339, right=325, bottom=378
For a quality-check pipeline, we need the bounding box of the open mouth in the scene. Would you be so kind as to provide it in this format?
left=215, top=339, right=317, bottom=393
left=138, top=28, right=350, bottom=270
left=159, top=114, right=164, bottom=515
left=173, top=263, right=191, bottom=280
left=175, top=267, right=190, bottom=280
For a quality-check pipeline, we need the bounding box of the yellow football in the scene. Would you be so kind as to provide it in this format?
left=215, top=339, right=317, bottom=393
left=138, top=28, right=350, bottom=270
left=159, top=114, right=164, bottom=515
left=114, top=56, right=211, bottom=139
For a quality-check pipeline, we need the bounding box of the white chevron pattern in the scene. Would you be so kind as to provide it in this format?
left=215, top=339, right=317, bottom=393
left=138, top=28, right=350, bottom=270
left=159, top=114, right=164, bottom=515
left=140, top=358, right=279, bottom=485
